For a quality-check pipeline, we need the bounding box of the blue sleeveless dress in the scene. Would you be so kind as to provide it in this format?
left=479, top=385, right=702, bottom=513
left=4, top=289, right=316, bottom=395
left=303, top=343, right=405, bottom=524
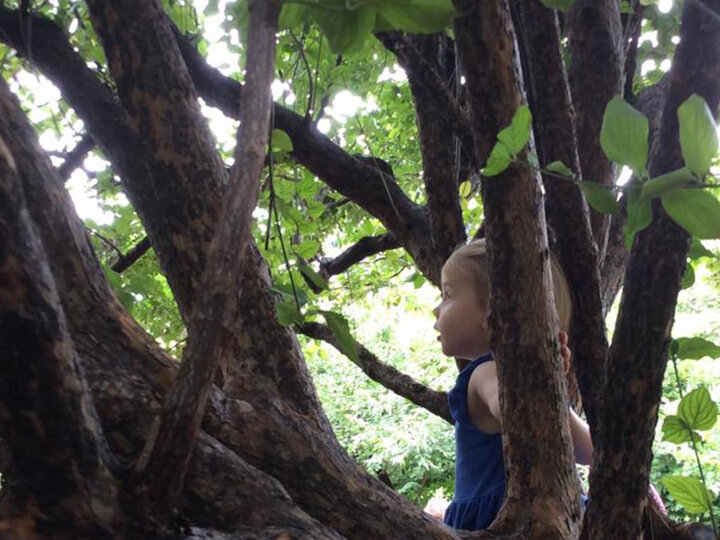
left=443, top=353, right=506, bottom=531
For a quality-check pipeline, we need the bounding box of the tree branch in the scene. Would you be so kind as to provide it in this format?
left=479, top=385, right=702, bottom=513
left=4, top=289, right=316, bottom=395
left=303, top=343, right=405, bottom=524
left=452, top=0, right=582, bottom=535
left=57, top=133, right=95, bottom=181
left=567, top=0, right=624, bottom=259
left=135, top=0, right=281, bottom=515
left=111, top=236, right=152, bottom=273
left=585, top=1, right=720, bottom=536
left=512, top=0, right=607, bottom=429
left=297, top=322, right=452, bottom=424
left=0, top=6, right=215, bottom=323
left=320, top=233, right=401, bottom=277
left=374, top=31, right=475, bottom=166
left=0, top=79, right=120, bottom=535
left=375, top=32, right=468, bottom=263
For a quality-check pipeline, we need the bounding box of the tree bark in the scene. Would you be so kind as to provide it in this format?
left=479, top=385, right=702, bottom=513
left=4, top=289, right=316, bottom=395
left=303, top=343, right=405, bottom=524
left=584, top=1, right=720, bottom=537
left=513, top=0, right=607, bottom=428
left=453, top=1, right=582, bottom=536
left=567, top=0, right=624, bottom=260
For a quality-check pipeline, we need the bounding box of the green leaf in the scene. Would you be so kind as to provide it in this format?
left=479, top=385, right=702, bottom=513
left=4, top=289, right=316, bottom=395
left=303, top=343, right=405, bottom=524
left=540, top=0, right=576, bottom=12
left=320, top=310, right=359, bottom=362
left=279, top=3, right=310, bottom=28
left=619, top=0, right=634, bottom=13
left=545, top=160, right=574, bottom=178
left=680, top=262, right=695, bottom=289
left=481, top=142, right=512, bottom=177
left=295, top=239, right=321, bottom=258
left=374, top=0, right=458, bottom=33
left=600, top=96, right=649, bottom=176
left=661, top=188, right=720, bottom=239
left=675, top=337, right=720, bottom=360
left=317, top=5, right=376, bottom=54
left=578, top=182, right=620, bottom=215
left=497, top=105, right=532, bottom=155
left=299, top=261, right=328, bottom=291
left=276, top=299, right=303, bottom=326
left=271, top=129, right=294, bottom=152
left=688, top=238, right=715, bottom=259
left=640, top=167, right=695, bottom=201
left=661, top=415, right=700, bottom=444
left=678, top=94, right=719, bottom=178
left=627, top=186, right=653, bottom=236
left=678, top=387, right=718, bottom=431
left=661, top=476, right=714, bottom=514
left=458, top=180, right=472, bottom=198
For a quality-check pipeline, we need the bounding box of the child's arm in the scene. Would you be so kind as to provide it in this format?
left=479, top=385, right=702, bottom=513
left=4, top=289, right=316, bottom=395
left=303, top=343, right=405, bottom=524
left=568, top=408, right=593, bottom=466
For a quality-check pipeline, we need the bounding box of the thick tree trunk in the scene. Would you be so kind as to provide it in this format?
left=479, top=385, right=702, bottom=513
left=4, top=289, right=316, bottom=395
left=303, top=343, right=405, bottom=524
left=453, top=1, right=582, bottom=536
left=583, top=1, right=720, bottom=537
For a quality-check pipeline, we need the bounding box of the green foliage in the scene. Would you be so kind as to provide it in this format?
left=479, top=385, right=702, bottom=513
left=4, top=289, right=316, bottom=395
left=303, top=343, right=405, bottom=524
left=279, top=0, right=458, bottom=54
left=600, top=96, right=649, bottom=177
left=662, top=189, right=720, bottom=240
left=661, top=476, right=714, bottom=515
left=578, top=181, right=620, bottom=215
left=481, top=105, right=532, bottom=177
left=678, top=94, right=719, bottom=178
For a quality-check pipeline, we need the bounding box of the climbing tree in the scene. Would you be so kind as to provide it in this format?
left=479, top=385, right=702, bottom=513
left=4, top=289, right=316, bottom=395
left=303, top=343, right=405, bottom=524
left=0, top=0, right=719, bottom=538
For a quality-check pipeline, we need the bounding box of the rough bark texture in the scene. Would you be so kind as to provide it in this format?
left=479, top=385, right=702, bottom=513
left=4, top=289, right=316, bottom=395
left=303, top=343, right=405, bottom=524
left=584, top=1, right=720, bottom=537
left=567, top=0, right=624, bottom=260
left=0, top=82, right=119, bottom=537
left=376, top=32, right=467, bottom=263
left=453, top=1, right=582, bottom=536
left=513, top=0, right=607, bottom=428
left=137, top=0, right=282, bottom=512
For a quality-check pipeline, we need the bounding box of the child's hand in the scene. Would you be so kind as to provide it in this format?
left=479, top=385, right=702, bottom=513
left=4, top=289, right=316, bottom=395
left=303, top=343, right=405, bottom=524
left=559, top=331, right=571, bottom=375
left=423, top=496, right=449, bottom=520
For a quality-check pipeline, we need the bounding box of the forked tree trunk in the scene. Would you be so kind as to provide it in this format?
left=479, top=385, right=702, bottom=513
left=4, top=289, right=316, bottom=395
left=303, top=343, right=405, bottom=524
left=0, top=0, right=719, bottom=538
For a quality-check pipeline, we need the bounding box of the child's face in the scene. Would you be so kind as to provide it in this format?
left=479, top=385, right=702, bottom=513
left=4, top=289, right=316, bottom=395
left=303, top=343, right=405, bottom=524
left=433, top=267, right=490, bottom=360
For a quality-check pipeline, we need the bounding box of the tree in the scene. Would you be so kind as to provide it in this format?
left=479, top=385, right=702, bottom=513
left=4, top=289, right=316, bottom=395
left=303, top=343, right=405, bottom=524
left=0, top=0, right=719, bottom=538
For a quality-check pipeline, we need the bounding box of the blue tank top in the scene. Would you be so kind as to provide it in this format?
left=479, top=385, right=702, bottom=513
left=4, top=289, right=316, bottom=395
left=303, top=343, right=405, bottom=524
left=443, top=353, right=506, bottom=531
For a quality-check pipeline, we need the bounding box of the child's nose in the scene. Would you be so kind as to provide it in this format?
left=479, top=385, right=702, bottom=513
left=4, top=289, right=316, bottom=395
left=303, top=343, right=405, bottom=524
left=432, top=304, right=440, bottom=318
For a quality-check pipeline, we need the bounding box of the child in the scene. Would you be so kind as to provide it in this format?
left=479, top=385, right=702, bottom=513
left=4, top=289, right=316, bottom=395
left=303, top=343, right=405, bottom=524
left=430, top=239, right=593, bottom=531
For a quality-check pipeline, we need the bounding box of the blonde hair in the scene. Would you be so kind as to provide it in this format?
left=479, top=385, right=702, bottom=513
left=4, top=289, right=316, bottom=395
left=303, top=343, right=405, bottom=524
left=443, top=239, right=572, bottom=333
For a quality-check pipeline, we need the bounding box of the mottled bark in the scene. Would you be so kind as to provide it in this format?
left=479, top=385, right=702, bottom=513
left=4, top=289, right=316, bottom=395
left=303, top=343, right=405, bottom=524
left=298, top=322, right=452, bottom=424
left=584, top=1, right=720, bottom=537
left=138, top=0, right=282, bottom=512
left=513, top=0, right=607, bottom=428
left=567, top=0, right=624, bottom=260
left=376, top=32, right=467, bottom=264
left=453, top=1, right=582, bottom=536
left=0, top=79, right=119, bottom=537
left=85, top=0, right=227, bottom=324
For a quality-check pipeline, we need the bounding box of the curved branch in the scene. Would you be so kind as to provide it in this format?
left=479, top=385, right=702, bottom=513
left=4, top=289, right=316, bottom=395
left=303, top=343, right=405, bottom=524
left=320, top=233, right=401, bottom=277
left=297, top=322, right=451, bottom=424
left=172, top=26, right=444, bottom=285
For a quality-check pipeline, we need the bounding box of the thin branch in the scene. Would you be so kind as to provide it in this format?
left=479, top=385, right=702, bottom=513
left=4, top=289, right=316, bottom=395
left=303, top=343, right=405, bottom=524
left=375, top=31, right=475, bottom=167
left=111, top=236, right=152, bottom=273
left=297, top=322, right=451, bottom=424
left=57, top=133, right=96, bottom=181
left=320, top=232, right=400, bottom=277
